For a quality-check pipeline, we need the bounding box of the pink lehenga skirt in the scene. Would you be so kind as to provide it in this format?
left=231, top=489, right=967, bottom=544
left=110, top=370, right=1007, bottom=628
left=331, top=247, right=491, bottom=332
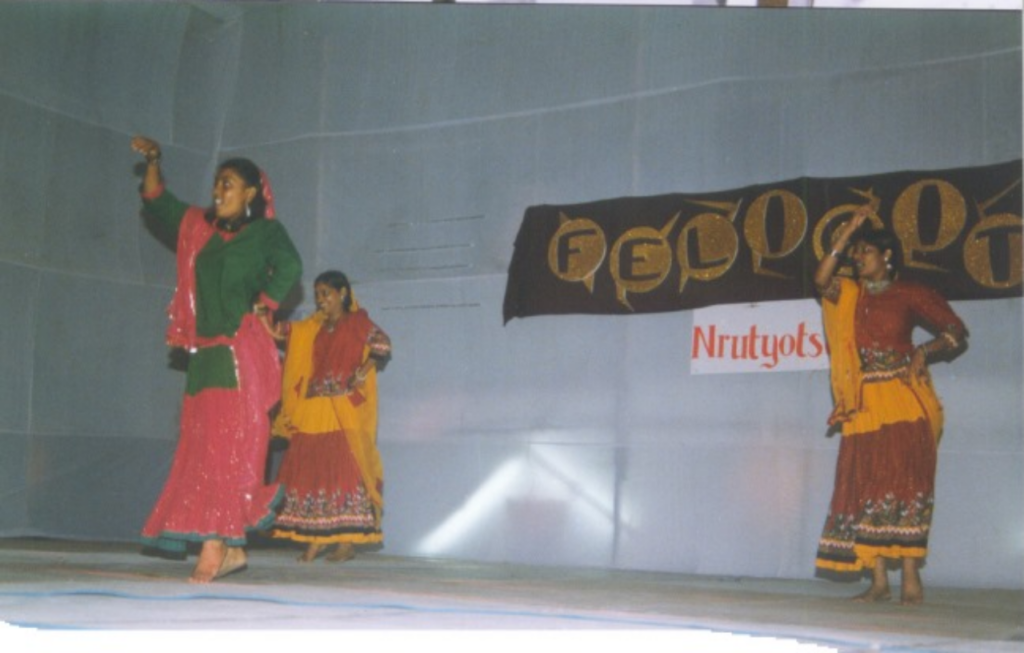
left=141, top=315, right=282, bottom=553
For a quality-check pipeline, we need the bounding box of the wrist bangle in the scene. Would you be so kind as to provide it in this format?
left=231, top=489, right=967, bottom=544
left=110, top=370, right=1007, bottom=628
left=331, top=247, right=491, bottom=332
left=830, top=248, right=842, bottom=259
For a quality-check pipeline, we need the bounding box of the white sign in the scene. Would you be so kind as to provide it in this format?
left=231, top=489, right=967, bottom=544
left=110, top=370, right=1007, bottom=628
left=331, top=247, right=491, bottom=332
left=690, top=299, right=829, bottom=374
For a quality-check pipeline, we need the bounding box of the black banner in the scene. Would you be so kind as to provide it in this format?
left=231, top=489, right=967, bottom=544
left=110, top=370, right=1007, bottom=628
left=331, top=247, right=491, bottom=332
left=503, top=160, right=1022, bottom=323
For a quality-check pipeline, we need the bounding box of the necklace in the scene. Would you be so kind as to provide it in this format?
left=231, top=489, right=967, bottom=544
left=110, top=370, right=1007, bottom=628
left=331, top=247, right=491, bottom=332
left=323, top=314, right=344, bottom=333
left=208, top=213, right=256, bottom=233
left=864, top=278, right=892, bottom=295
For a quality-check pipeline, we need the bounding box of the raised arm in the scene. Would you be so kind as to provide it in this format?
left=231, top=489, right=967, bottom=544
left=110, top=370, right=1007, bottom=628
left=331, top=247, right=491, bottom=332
left=131, top=135, right=163, bottom=196
left=814, top=208, right=870, bottom=293
left=131, top=135, right=191, bottom=235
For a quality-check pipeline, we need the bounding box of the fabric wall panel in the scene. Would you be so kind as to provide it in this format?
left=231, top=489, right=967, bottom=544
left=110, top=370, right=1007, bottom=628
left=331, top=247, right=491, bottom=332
left=0, top=3, right=1018, bottom=589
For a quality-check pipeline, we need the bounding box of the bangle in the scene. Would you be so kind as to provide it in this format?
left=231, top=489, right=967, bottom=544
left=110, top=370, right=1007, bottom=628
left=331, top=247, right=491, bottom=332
left=829, top=248, right=842, bottom=259
left=145, top=151, right=161, bottom=163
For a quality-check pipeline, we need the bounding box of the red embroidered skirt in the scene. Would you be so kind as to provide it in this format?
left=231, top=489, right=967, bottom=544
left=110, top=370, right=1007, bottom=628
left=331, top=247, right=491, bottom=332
left=815, top=378, right=938, bottom=576
left=272, top=427, right=381, bottom=545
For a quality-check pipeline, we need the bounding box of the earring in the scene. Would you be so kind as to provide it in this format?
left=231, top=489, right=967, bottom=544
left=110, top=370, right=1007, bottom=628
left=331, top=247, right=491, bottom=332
left=245, top=204, right=251, bottom=219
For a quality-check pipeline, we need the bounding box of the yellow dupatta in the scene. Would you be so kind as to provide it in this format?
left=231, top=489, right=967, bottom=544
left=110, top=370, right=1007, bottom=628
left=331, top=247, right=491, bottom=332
left=911, top=369, right=944, bottom=443
left=821, top=277, right=943, bottom=441
left=822, top=278, right=863, bottom=428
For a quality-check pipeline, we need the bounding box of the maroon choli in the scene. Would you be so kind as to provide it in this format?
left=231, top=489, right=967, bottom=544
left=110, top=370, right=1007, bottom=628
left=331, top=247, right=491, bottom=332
left=850, top=281, right=966, bottom=374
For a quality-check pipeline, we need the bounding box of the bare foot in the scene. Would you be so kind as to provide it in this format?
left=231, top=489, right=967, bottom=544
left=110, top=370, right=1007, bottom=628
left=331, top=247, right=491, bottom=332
left=900, top=589, right=924, bottom=606
left=298, top=543, right=324, bottom=563
left=900, top=559, right=924, bottom=606
left=851, top=586, right=892, bottom=603
left=190, top=540, right=227, bottom=584
left=852, top=558, right=892, bottom=603
left=326, top=542, right=355, bottom=563
left=215, top=546, right=248, bottom=580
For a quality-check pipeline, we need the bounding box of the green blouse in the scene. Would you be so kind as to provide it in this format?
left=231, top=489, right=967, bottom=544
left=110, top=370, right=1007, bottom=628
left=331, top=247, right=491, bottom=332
left=144, top=189, right=303, bottom=394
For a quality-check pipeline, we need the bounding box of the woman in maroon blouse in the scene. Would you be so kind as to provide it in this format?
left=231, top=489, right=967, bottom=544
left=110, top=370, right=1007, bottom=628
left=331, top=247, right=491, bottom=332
left=268, top=270, right=391, bottom=563
left=813, top=210, right=967, bottom=606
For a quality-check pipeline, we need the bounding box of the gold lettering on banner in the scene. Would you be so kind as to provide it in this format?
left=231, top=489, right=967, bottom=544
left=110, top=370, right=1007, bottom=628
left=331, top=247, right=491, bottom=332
left=677, top=200, right=741, bottom=293
left=538, top=171, right=1022, bottom=309
left=611, top=214, right=679, bottom=309
left=964, top=180, right=1024, bottom=289
left=892, top=179, right=966, bottom=272
left=743, top=190, right=807, bottom=279
left=548, top=213, right=606, bottom=293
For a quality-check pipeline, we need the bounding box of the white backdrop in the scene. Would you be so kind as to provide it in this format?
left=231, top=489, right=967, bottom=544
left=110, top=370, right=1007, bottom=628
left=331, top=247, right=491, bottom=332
left=0, top=2, right=1020, bottom=589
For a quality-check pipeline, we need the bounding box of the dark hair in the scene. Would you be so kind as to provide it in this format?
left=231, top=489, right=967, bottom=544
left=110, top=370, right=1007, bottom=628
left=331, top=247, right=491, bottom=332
left=852, top=226, right=903, bottom=276
left=315, top=270, right=353, bottom=312
left=217, top=157, right=267, bottom=220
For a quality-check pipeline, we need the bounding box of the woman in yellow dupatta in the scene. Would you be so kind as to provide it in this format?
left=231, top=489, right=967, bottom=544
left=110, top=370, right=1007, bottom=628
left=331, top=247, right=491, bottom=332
left=269, top=270, right=391, bottom=562
left=814, top=210, right=966, bottom=606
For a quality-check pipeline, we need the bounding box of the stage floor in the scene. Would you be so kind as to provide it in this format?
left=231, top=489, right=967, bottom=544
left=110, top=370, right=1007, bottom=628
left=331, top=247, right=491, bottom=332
left=0, top=538, right=1021, bottom=652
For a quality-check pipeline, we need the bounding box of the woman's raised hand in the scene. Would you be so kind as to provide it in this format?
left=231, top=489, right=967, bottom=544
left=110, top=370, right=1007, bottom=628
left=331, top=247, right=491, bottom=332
left=131, top=135, right=161, bottom=162
left=815, top=205, right=873, bottom=291
left=132, top=135, right=164, bottom=195
left=836, top=207, right=871, bottom=245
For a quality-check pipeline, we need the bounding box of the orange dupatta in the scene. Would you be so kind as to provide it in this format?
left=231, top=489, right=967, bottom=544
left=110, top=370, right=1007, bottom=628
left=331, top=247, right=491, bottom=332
left=822, top=278, right=863, bottom=429
left=822, top=277, right=943, bottom=441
